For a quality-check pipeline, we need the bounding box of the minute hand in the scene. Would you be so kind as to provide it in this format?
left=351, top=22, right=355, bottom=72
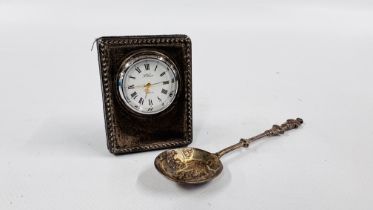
left=150, top=81, right=168, bottom=86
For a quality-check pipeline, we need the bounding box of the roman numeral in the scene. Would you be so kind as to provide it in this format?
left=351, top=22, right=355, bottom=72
left=169, top=91, right=174, bottom=97
left=163, top=81, right=169, bottom=85
left=161, top=89, right=168, bottom=94
left=129, top=76, right=136, bottom=79
left=148, top=99, right=153, bottom=106
left=135, top=67, right=141, bottom=73
left=144, top=64, right=150, bottom=70
left=148, top=107, right=153, bottom=111
left=171, top=78, right=175, bottom=83
left=157, top=96, right=162, bottom=102
left=160, top=72, right=166, bottom=77
left=139, top=97, right=144, bottom=105
left=154, top=65, right=158, bottom=71
left=130, top=92, right=138, bottom=99
left=128, top=85, right=134, bottom=89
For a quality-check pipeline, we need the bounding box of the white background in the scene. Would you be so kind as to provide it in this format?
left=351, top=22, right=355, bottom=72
left=1, top=0, right=373, bottom=209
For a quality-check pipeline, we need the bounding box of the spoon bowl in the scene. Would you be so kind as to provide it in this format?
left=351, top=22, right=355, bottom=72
left=154, top=148, right=223, bottom=184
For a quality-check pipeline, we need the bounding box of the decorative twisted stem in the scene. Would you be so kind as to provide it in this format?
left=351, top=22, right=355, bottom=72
left=215, top=118, right=303, bottom=158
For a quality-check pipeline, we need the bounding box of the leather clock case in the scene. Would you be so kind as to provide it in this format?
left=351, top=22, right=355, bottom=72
left=96, top=35, right=192, bottom=155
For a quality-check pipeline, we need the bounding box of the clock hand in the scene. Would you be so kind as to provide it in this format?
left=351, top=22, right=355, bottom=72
left=150, top=81, right=169, bottom=86
left=135, top=84, right=148, bottom=88
left=150, top=81, right=162, bottom=86
left=128, top=84, right=151, bottom=88
left=127, top=81, right=169, bottom=90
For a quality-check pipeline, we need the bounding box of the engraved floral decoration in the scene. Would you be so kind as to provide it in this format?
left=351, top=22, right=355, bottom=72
left=155, top=148, right=222, bottom=183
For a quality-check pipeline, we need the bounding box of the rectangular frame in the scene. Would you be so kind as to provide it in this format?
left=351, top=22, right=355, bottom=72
left=96, top=35, right=192, bottom=154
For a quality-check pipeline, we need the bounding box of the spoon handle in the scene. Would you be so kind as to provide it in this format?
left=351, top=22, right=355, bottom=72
left=215, top=118, right=303, bottom=158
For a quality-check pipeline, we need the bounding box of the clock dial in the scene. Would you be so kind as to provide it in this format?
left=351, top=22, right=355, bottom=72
left=118, top=54, right=179, bottom=115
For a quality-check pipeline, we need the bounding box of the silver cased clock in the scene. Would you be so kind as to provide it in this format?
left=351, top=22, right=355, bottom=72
left=96, top=35, right=192, bottom=155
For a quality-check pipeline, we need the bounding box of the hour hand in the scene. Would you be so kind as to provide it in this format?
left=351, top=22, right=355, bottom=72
left=127, top=84, right=146, bottom=89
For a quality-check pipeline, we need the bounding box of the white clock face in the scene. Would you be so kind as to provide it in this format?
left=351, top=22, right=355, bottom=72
left=118, top=54, right=179, bottom=115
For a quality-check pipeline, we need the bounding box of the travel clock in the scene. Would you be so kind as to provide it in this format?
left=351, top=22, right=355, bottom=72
left=96, top=35, right=192, bottom=154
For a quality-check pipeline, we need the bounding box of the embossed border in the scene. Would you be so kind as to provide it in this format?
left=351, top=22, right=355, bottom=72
left=96, top=35, right=192, bottom=154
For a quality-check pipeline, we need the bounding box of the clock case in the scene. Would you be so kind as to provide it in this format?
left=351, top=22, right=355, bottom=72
left=96, top=35, right=192, bottom=155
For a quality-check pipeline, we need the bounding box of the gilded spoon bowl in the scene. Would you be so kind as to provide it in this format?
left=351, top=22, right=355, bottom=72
left=154, top=148, right=223, bottom=184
